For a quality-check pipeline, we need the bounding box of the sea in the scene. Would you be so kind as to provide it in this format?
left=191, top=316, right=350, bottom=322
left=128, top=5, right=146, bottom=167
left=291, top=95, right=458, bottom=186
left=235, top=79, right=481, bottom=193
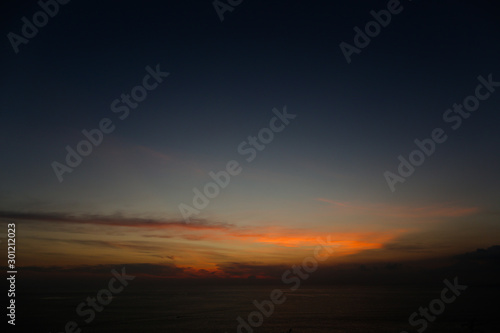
left=16, top=284, right=500, bottom=332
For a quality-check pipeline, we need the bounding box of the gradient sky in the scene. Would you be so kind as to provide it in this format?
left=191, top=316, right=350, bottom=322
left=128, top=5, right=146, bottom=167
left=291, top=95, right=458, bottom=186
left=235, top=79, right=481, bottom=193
left=1, top=0, right=499, bottom=280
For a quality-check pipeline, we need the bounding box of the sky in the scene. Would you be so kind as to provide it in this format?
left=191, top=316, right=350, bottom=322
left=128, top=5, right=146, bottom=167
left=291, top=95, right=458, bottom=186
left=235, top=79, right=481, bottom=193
left=0, top=0, right=499, bottom=283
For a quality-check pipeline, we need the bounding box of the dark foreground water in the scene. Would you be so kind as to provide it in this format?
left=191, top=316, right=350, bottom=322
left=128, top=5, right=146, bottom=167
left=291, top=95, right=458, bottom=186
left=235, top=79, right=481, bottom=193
left=17, top=285, right=500, bottom=332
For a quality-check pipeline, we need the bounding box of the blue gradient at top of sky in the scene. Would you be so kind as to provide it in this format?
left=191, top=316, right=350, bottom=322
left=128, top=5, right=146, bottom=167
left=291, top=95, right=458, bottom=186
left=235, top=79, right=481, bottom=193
left=1, top=0, right=499, bottom=226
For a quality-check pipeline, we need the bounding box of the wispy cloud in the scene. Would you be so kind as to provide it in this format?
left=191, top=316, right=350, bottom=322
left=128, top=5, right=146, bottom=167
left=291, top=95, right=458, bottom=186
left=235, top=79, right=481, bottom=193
left=316, top=198, right=479, bottom=219
left=16, top=245, right=500, bottom=282
left=0, top=209, right=408, bottom=257
left=0, top=211, right=231, bottom=230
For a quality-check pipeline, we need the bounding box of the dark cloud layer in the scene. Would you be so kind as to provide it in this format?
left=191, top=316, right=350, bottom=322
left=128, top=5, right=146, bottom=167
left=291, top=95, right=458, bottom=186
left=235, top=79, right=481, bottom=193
left=0, top=210, right=231, bottom=230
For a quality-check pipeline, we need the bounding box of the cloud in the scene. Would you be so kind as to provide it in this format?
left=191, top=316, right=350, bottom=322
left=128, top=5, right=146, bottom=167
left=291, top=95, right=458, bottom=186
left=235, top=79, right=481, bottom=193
left=8, top=244, right=499, bottom=288
left=454, top=246, right=500, bottom=266
left=17, top=263, right=186, bottom=277
left=383, top=242, right=435, bottom=253
left=316, top=198, right=479, bottom=219
left=215, top=262, right=291, bottom=278
left=0, top=210, right=405, bottom=251
left=36, top=237, right=167, bottom=253
left=0, top=211, right=231, bottom=231
left=227, top=226, right=406, bottom=253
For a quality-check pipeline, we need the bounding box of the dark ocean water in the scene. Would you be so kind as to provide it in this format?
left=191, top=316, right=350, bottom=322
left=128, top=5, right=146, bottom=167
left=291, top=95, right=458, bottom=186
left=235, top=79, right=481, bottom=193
left=19, top=285, right=500, bottom=333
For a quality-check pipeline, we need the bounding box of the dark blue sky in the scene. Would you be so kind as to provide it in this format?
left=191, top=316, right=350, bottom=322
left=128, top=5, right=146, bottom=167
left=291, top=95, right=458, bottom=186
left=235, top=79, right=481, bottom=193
left=0, top=0, right=499, bottom=273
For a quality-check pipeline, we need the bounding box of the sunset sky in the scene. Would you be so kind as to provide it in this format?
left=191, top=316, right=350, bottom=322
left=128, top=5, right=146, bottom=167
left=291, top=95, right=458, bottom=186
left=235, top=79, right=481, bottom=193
left=1, top=0, right=499, bottom=282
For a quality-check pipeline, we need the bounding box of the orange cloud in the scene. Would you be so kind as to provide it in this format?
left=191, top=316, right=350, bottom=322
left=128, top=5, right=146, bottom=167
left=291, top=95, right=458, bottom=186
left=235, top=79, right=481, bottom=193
left=224, top=226, right=407, bottom=258
left=2, top=209, right=411, bottom=270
